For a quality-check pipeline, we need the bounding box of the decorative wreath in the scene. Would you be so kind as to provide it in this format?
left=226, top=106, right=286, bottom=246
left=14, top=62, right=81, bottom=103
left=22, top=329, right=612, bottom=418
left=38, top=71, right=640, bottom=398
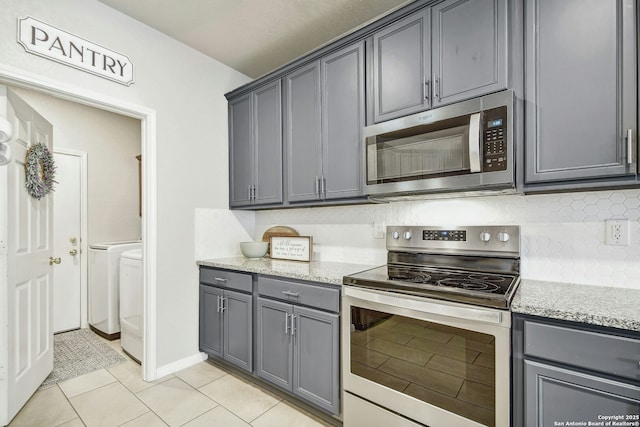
left=25, top=143, right=57, bottom=200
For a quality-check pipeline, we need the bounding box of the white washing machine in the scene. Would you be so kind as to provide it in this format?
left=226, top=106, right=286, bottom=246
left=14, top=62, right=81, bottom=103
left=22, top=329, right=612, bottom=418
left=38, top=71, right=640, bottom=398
left=119, top=248, right=143, bottom=363
left=88, top=241, right=142, bottom=339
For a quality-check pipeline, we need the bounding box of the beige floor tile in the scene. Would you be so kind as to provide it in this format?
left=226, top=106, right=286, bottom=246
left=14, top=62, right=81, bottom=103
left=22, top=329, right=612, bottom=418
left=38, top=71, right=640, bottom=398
left=108, top=360, right=172, bottom=393
left=136, top=377, right=217, bottom=426
left=183, top=406, right=251, bottom=427
left=175, top=361, right=227, bottom=388
left=59, top=368, right=117, bottom=398
left=69, top=382, right=148, bottom=426
left=120, top=411, right=169, bottom=426
left=8, top=386, right=77, bottom=427
left=198, top=375, right=280, bottom=423
left=56, top=418, right=86, bottom=427
left=250, top=402, right=330, bottom=427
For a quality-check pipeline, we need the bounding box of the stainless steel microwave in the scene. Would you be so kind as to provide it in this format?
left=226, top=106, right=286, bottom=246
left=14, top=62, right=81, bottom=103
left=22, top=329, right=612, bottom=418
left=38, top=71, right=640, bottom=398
left=365, top=90, right=515, bottom=197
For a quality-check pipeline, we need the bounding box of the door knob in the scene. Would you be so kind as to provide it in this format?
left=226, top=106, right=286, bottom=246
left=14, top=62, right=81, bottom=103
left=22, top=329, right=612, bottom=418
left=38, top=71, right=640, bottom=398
left=70, top=237, right=77, bottom=245
left=49, top=257, right=61, bottom=265
left=69, top=249, right=78, bottom=256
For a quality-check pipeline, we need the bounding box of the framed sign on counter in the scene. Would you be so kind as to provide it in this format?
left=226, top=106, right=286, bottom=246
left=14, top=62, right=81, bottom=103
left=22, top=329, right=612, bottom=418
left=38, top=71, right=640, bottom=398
left=269, top=236, right=312, bottom=262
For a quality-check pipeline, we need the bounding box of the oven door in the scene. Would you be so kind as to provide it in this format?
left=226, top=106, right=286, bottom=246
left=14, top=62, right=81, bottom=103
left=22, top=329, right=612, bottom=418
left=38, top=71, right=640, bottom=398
left=342, top=286, right=510, bottom=427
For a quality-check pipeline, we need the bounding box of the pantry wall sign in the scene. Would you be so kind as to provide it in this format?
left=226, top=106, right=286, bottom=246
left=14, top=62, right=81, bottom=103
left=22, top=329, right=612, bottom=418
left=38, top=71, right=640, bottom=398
left=17, top=17, right=134, bottom=86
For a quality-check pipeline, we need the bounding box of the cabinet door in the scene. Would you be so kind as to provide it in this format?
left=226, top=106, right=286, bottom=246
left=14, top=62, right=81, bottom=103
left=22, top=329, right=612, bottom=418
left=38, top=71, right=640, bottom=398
left=524, top=0, right=637, bottom=184
left=253, top=81, right=283, bottom=205
left=432, top=0, right=507, bottom=107
left=371, top=8, right=431, bottom=123
left=199, top=285, right=223, bottom=358
left=285, top=62, right=323, bottom=202
left=525, top=360, right=640, bottom=426
left=223, top=289, right=252, bottom=372
left=321, top=42, right=365, bottom=200
left=292, top=306, right=340, bottom=414
left=229, top=93, right=253, bottom=207
left=256, top=297, right=293, bottom=390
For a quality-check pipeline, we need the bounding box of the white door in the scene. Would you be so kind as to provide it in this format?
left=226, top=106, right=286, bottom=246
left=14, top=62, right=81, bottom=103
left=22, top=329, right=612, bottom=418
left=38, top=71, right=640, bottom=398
left=0, top=87, right=54, bottom=425
left=53, top=150, right=83, bottom=333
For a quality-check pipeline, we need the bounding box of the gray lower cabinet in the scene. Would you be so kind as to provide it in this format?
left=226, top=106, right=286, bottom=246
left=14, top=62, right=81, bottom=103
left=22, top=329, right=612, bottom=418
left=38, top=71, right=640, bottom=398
left=285, top=41, right=365, bottom=203
left=256, top=278, right=340, bottom=414
left=199, top=269, right=253, bottom=372
left=512, top=314, right=640, bottom=426
left=524, top=0, right=638, bottom=188
left=370, top=0, right=507, bottom=123
left=229, top=80, right=282, bottom=207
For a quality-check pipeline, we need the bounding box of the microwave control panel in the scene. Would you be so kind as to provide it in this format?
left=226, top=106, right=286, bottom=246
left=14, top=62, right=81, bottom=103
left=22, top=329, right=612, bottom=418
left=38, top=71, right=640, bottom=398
left=482, top=106, right=508, bottom=172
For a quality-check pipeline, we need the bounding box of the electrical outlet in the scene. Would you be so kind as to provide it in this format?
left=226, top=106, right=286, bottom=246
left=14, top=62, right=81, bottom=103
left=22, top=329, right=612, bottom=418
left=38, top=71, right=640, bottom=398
left=605, top=219, right=630, bottom=246
left=373, top=221, right=386, bottom=239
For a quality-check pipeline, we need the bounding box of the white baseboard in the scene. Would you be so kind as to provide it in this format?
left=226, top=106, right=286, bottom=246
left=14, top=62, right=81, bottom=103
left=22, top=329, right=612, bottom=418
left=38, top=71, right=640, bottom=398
left=155, top=352, right=207, bottom=379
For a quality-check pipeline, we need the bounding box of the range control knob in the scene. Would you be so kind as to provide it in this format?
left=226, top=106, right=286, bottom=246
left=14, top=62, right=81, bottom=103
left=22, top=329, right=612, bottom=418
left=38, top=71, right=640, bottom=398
left=479, top=231, right=492, bottom=242
left=403, top=230, right=412, bottom=240
left=497, top=232, right=510, bottom=243
left=391, top=231, right=400, bottom=240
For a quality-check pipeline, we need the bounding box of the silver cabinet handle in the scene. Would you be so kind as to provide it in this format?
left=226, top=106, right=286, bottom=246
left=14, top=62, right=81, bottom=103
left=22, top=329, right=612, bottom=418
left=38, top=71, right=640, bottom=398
left=469, top=112, right=482, bottom=173
left=252, top=185, right=257, bottom=201
left=220, top=296, right=226, bottom=313
left=424, top=79, right=430, bottom=102
left=315, top=176, right=320, bottom=196
left=433, top=76, right=440, bottom=102
left=214, top=277, right=227, bottom=283
left=284, top=312, right=289, bottom=334
left=216, top=295, right=221, bottom=313
left=282, top=290, right=299, bottom=298
left=248, top=185, right=252, bottom=201
left=321, top=176, right=326, bottom=198
left=290, top=314, right=296, bottom=336
left=627, top=128, right=634, bottom=165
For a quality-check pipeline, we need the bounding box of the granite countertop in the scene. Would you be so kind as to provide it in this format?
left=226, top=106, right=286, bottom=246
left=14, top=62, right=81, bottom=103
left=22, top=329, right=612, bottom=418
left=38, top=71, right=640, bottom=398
left=197, top=257, right=377, bottom=286
left=197, top=258, right=640, bottom=333
left=512, top=279, right=640, bottom=332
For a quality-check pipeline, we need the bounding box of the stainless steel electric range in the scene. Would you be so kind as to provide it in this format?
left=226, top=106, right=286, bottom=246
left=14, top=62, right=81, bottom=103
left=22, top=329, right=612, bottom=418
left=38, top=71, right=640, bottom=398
left=342, top=225, right=520, bottom=427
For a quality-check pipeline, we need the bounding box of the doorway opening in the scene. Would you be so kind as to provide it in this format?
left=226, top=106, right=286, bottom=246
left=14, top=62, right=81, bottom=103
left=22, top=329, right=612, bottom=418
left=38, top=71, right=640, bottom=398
left=0, top=68, right=158, bottom=384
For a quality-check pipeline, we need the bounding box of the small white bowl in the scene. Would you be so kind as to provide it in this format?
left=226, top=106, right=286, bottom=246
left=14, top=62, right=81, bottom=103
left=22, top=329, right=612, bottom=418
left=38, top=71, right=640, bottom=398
left=240, top=241, right=268, bottom=258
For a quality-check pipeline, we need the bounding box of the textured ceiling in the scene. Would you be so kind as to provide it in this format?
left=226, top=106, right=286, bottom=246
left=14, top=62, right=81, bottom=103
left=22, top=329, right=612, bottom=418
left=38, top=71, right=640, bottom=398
left=97, top=0, right=412, bottom=78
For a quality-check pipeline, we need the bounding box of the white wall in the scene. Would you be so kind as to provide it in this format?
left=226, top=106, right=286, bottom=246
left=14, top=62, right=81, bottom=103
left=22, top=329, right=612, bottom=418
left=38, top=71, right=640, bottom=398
left=251, top=189, right=640, bottom=290
left=0, top=0, right=250, bottom=369
left=11, top=87, right=142, bottom=244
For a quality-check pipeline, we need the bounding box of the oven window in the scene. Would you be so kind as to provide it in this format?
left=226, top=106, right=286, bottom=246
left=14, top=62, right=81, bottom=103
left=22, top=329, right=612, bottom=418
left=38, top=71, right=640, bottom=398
left=350, top=306, right=496, bottom=427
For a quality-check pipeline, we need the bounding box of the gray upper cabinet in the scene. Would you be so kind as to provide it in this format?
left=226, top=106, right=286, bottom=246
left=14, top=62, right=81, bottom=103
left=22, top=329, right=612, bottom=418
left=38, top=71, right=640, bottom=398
left=286, top=41, right=365, bottom=203
left=284, top=62, right=323, bottom=202
left=371, top=8, right=431, bottom=123
left=524, top=0, right=637, bottom=187
left=431, top=0, right=507, bottom=107
left=370, top=0, right=507, bottom=123
left=229, top=80, right=282, bottom=207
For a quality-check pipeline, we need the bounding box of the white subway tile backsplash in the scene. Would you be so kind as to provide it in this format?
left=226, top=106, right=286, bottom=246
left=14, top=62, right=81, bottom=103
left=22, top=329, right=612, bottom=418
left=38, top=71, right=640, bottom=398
left=254, top=189, right=640, bottom=289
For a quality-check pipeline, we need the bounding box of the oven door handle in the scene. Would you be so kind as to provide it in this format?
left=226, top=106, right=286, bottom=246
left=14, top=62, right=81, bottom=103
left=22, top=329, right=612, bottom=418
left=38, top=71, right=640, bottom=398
left=344, top=286, right=503, bottom=325
left=468, top=112, right=482, bottom=173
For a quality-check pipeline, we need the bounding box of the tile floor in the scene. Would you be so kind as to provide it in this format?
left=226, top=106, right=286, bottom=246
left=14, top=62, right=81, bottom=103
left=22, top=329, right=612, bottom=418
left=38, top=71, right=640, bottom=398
left=9, top=338, right=333, bottom=427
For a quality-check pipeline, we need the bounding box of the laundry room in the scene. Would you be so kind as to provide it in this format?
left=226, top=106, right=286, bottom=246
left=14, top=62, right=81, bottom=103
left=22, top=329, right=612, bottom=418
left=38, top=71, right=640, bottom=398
left=8, top=87, right=143, bottom=345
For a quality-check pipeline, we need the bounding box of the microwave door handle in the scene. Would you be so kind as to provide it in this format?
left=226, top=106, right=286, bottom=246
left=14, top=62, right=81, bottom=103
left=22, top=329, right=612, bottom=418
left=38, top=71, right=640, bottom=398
left=469, top=112, right=482, bottom=173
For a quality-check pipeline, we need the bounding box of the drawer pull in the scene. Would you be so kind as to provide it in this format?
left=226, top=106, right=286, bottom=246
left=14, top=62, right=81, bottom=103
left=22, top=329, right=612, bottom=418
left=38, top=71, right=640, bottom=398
left=214, top=277, right=227, bottom=282
left=282, top=290, right=300, bottom=298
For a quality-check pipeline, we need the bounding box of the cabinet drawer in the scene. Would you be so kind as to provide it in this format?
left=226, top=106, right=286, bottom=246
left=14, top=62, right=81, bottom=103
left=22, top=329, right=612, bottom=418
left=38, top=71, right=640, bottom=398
left=524, top=320, right=640, bottom=382
left=200, top=268, right=252, bottom=293
left=258, top=276, right=339, bottom=313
